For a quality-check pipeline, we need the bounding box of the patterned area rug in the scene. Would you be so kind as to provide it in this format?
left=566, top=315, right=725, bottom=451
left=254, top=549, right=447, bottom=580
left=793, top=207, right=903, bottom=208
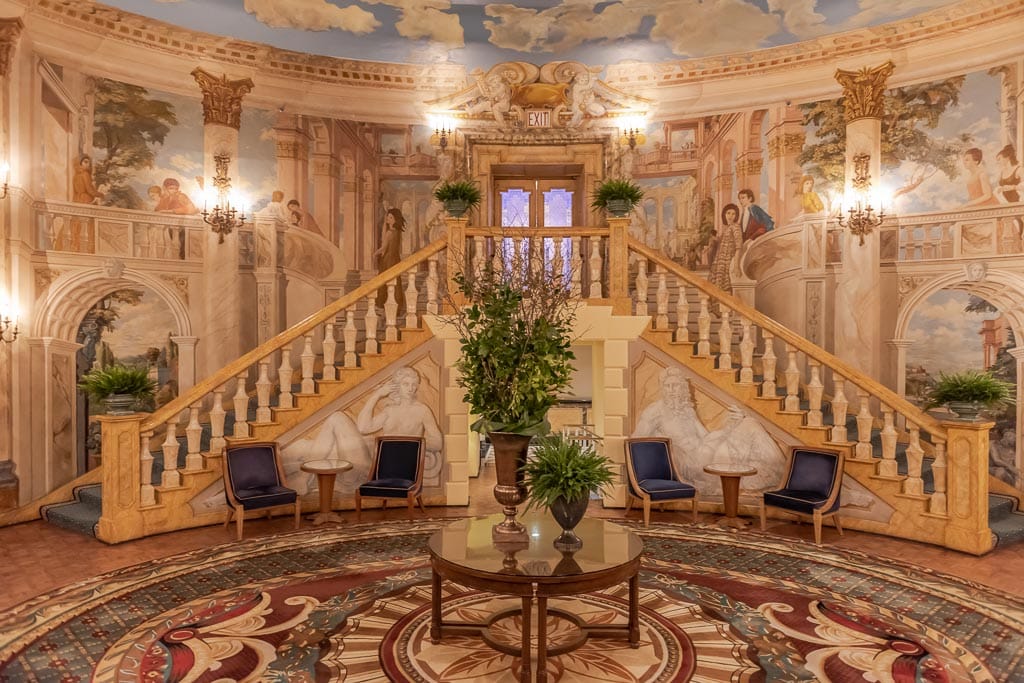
left=1, top=519, right=1023, bottom=682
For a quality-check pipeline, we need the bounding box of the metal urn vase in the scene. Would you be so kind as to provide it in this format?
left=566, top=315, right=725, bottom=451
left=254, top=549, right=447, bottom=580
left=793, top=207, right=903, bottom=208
left=550, top=495, right=589, bottom=551
left=489, top=431, right=532, bottom=540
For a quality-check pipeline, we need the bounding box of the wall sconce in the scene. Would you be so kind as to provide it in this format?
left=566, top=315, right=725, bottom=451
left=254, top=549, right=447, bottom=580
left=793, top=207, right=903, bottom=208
left=837, top=198, right=886, bottom=246
left=201, top=153, right=247, bottom=243
left=0, top=161, right=9, bottom=199
left=430, top=126, right=451, bottom=152
left=620, top=127, right=646, bottom=150
left=0, top=299, right=18, bottom=343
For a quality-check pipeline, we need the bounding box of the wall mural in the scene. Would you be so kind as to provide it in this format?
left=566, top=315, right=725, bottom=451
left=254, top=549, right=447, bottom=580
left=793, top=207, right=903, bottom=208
left=238, top=106, right=280, bottom=216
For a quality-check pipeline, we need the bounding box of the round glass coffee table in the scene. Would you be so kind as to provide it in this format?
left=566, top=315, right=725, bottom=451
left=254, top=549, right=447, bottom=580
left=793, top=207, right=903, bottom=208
left=428, top=512, right=643, bottom=683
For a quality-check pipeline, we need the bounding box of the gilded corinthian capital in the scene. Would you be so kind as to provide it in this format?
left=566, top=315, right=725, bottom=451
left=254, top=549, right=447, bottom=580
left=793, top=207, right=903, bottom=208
left=190, top=68, right=255, bottom=130
left=834, top=61, right=895, bottom=122
left=0, top=18, right=24, bottom=79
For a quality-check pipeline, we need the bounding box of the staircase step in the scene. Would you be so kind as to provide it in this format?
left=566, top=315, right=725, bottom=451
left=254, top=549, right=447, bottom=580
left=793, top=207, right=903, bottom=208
left=989, top=494, right=1017, bottom=521
left=990, top=511, right=1024, bottom=548
left=41, top=484, right=102, bottom=538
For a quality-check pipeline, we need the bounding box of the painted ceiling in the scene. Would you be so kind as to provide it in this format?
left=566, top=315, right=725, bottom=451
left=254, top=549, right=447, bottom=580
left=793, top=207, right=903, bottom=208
left=99, top=0, right=966, bottom=70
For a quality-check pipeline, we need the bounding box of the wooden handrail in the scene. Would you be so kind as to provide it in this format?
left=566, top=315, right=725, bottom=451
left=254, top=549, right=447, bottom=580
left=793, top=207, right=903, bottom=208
left=464, top=227, right=610, bottom=238
left=628, top=238, right=947, bottom=436
left=142, top=239, right=447, bottom=430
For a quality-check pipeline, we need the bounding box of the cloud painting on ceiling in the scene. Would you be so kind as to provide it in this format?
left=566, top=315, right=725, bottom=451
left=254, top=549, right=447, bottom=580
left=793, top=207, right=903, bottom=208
left=101, top=0, right=962, bottom=68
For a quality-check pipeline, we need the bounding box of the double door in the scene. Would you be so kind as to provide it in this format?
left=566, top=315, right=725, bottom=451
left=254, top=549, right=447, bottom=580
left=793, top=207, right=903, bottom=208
left=493, top=178, right=579, bottom=229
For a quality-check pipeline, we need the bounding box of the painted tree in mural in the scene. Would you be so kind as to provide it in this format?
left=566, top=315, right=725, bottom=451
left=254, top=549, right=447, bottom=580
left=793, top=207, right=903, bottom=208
left=91, top=78, right=177, bottom=209
left=799, top=76, right=969, bottom=197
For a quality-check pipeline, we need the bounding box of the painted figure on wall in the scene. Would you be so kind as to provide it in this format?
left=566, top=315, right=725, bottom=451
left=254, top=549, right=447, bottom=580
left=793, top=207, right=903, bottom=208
left=153, top=178, right=198, bottom=215
left=357, top=366, right=444, bottom=488
left=796, top=174, right=825, bottom=214
left=72, top=155, right=104, bottom=205
left=287, top=199, right=323, bottom=236
left=375, top=207, right=406, bottom=311
left=708, top=203, right=742, bottom=294
left=738, top=189, right=774, bottom=241
left=962, top=148, right=996, bottom=207
left=994, top=144, right=1021, bottom=204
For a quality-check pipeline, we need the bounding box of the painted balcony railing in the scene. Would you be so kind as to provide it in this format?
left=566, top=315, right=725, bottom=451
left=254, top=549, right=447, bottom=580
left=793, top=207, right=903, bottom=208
left=96, top=239, right=447, bottom=542
left=878, top=203, right=1024, bottom=263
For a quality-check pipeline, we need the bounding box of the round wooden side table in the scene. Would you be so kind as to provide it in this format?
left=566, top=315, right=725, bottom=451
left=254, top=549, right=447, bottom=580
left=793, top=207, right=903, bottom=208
left=300, top=459, right=352, bottom=525
left=703, top=463, right=757, bottom=529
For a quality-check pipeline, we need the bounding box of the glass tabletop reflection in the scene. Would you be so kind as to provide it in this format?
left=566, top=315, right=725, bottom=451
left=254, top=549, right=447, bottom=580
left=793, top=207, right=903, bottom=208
left=428, top=512, right=643, bottom=578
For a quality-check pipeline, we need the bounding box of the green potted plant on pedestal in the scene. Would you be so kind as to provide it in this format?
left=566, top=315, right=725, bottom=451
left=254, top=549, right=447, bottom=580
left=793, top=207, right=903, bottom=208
left=523, top=434, right=613, bottom=550
left=591, top=178, right=644, bottom=217
left=78, top=364, right=158, bottom=415
left=447, top=245, right=577, bottom=540
left=434, top=179, right=482, bottom=218
left=923, top=369, right=1015, bottom=421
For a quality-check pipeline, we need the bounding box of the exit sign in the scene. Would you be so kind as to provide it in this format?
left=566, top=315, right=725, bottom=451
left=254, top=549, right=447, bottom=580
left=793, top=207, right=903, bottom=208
left=526, top=110, right=551, bottom=128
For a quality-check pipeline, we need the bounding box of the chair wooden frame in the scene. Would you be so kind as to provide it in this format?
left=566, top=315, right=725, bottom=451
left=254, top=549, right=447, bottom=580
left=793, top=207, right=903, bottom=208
left=355, top=436, right=426, bottom=520
left=759, top=446, right=845, bottom=545
left=222, top=441, right=301, bottom=540
left=624, top=437, right=700, bottom=527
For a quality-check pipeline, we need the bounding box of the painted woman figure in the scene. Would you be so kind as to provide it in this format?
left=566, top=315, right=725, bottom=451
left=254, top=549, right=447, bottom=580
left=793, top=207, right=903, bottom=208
left=962, top=148, right=996, bottom=207
left=708, top=203, right=742, bottom=294
left=797, top=174, right=825, bottom=214
left=994, top=144, right=1022, bottom=204
left=375, top=207, right=406, bottom=311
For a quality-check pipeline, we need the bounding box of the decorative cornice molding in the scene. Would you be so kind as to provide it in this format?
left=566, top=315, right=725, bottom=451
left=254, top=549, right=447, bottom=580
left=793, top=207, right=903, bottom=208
left=191, top=68, right=254, bottom=130
left=0, top=17, right=24, bottom=79
left=835, top=61, right=895, bottom=122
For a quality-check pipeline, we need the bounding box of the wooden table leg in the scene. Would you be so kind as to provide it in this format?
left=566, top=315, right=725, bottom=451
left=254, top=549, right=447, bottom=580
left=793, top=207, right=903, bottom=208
left=536, top=596, right=548, bottom=683
left=310, top=472, right=344, bottom=525
left=718, top=475, right=749, bottom=528
left=628, top=573, right=640, bottom=647
left=430, top=570, right=442, bottom=643
left=520, top=596, right=532, bottom=683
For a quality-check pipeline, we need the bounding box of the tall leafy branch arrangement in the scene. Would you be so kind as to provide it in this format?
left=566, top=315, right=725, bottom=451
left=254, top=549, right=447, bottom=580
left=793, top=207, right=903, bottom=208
left=445, top=239, right=578, bottom=435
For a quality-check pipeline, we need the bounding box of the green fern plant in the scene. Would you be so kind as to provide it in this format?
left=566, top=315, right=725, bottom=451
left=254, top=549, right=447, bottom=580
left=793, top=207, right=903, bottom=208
left=590, top=178, right=644, bottom=209
left=522, top=434, right=614, bottom=511
left=922, top=370, right=1015, bottom=409
left=433, top=180, right=482, bottom=208
left=78, top=364, right=157, bottom=402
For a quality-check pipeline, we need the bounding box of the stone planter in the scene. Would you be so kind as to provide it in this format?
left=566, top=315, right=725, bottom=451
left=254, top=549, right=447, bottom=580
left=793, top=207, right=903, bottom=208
left=102, top=393, right=137, bottom=415
left=947, top=401, right=984, bottom=421
left=550, top=494, right=589, bottom=551
left=605, top=199, right=632, bottom=217
left=444, top=199, right=470, bottom=217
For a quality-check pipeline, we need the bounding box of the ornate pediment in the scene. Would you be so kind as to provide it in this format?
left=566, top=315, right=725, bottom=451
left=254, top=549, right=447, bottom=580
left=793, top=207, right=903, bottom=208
left=427, top=61, right=649, bottom=131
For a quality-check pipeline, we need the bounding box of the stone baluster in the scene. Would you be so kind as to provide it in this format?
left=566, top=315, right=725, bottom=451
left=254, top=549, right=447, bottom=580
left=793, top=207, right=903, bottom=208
left=854, top=388, right=873, bottom=460
left=738, top=318, right=754, bottom=384
left=760, top=331, right=777, bottom=397
left=530, top=236, right=543, bottom=279
left=490, top=237, right=503, bottom=275
left=233, top=371, right=249, bottom=437
left=277, top=354, right=293, bottom=409
left=588, top=239, right=603, bottom=297
left=185, top=402, right=203, bottom=471
left=551, top=236, right=564, bottom=285
left=655, top=267, right=668, bottom=329
left=364, top=298, right=379, bottom=355
left=140, top=430, right=155, bottom=506
left=322, top=322, right=337, bottom=381
left=830, top=378, right=849, bottom=442
left=940, top=225, right=954, bottom=258
left=806, top=361, right=823, bottom=427
left=635, top=259, right=648, bottom=315
left=512, top=237, right=524, bottom=278
left=161, top=415, right=181, bottom=487
left=570, top=237, right=582, bottom=296
left=300, top=333, right=315, bottom=394
left=210, top=387, right=227, bottom=453
left=256, top=360, right=273, bottom=422
left=405, top=266, right=418, bottom=328
left=384, top=282, right=399, bottom=342
left=472, top=236, right=485, bottom=281
left=427, top=255, right=439, bottom=314
left=903, top=422, right=925, bottom=495
left=717, top=308, right=732, bottom=370
left=929, top=438, right=947, bottom=515
left=696, top=293, right=711, bottom=356
left=783, top=346, right=800, bottom=411
left=675, top=287, right=690, bottom=344
left=344, top=309, right=358, bottom=366
left=878, top=404, right=898, bottom=477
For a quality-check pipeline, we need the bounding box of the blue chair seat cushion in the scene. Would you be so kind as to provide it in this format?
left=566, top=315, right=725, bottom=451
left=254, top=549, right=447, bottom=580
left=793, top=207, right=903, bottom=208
left=360, top=478, right=417, bottom=498
left=638, top=478, right=696, bottom=501
left=764, top=488, right=838, bottom=515
left=234, top=485, right=297, bottom=510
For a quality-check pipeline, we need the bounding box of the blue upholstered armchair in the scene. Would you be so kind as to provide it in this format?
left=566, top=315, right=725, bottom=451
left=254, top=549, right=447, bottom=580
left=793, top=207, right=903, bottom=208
left=760, top=447, right=844, bottom=545
left=222, top=442, right=300, bottom=540
left=625, top=438, right=700, bottom=527
left=355, top=436, right=425, bottom=520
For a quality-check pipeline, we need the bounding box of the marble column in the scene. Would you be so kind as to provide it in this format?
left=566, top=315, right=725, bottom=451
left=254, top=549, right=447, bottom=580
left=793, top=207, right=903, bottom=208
left=273, top=113, right=311, bottom=216
left=311, top=151, right=341, bottom=245
left=191, top=68, right=254, bottom=377
left=765, top=103, right=806, bottom=222
left=832, top=61, right=894, bottom=388
left=170, top=335, right=199, bottom=393
left=27, top=338, right=82, bottom=499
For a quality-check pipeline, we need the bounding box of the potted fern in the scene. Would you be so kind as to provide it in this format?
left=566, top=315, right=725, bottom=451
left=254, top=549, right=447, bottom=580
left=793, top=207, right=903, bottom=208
left=78, top=364, right=157, bottom=415
left=433, top=179, right=481, bottom=218
left=591, top=178, right=644, bottom=217
left=522, top=434, right=613, bottom=550
left=923, top=369, right=1015, bottom=421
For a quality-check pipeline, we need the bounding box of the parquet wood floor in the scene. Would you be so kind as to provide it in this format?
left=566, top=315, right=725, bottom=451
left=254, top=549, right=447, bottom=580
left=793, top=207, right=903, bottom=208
left=1, top=463, right=1022, bottom=615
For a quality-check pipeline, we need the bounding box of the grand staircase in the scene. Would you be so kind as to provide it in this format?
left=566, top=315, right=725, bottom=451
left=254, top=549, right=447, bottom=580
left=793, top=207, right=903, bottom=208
left=2, top=220, right=1019, bottom=554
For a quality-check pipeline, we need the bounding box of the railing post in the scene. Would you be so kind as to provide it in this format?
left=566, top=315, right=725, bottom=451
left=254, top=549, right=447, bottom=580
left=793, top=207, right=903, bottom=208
left=445, top=217, right=468, bottom=306
left=941, top=420, right=994, bottom=555
left=607, top=217, right=630, bottom=314
left=96, top=414, right=146, bottom=543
